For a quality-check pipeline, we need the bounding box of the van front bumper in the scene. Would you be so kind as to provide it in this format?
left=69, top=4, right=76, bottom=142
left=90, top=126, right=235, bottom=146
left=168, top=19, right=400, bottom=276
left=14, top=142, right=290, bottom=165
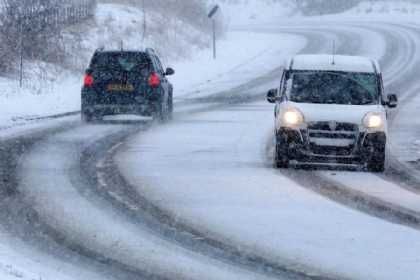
left=276, top=127, right=386, bottom=165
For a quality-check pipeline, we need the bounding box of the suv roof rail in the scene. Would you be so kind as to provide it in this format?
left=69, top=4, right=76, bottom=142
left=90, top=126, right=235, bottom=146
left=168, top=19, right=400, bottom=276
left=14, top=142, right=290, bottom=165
left=370, top=59, right=379, bottom=74
left=145, top=48, right=156, bottom=55
left=95, top=46, right=105, bottom=52
left=93, top=46, right=156, bottom=55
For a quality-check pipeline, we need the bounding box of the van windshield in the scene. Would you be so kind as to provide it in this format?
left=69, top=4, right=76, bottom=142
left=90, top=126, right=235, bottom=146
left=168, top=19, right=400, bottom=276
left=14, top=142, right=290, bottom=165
left=287, top=71, right=380, bottom=105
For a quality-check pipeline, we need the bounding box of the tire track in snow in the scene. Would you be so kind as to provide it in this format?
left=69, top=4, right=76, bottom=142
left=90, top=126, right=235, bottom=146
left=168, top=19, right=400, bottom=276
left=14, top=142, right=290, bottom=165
left=4, top=20, right=417, bottom=280
left=103, top=21, right=420, bottom=280
left=0, top=123, right=153, bottom=280
left=95, top=25, right=375, bottom=280
left=67, top=27, right=365, bottom=280
left=75, top=28, right=357, bottom=280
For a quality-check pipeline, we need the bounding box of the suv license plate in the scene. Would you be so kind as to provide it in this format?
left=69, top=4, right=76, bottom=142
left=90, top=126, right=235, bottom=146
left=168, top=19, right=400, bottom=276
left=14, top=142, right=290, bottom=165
left=107, top=84, right=134, bottom=92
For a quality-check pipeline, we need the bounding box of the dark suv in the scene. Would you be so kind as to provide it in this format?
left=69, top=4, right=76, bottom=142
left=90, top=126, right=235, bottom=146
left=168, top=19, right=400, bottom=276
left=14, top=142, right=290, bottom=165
left=81, top=48, right=174, bottom=122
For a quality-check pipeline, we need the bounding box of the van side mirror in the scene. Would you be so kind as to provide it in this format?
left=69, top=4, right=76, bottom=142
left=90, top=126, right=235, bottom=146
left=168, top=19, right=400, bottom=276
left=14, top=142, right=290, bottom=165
left=267, top=89, right=278, bottom=103
left=165, top=67, right=175, bottom=76
left=387, top=94, right=398, bottom=108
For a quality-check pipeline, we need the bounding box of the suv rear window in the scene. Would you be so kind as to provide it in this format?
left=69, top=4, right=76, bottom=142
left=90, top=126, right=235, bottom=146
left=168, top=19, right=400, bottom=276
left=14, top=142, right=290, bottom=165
left=90, top=52, right=151, bottom=74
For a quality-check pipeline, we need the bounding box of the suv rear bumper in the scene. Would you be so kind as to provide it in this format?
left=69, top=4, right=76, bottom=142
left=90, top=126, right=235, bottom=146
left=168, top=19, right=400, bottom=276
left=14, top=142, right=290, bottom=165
left=81, top=88, right=162, bottom=116
left=276, top=128, right=386, bottom=165
left=82, top=104, right=157, bottom=116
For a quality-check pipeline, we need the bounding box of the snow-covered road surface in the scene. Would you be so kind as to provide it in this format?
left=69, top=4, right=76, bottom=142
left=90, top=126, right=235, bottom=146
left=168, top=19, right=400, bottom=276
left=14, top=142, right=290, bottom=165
left=117, top=102, right=420, bottom=280
left=114, top=21, right=420, bottom=279
left=6, top=18, right=420, bottom=280
left=19, top=123, right=292, bottom=280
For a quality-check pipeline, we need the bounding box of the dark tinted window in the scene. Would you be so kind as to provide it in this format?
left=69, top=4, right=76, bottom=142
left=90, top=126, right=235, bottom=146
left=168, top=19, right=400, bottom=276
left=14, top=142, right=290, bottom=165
left=288, top=71, right=379, bottom=105
left=90, top=52, right=152, bottom=74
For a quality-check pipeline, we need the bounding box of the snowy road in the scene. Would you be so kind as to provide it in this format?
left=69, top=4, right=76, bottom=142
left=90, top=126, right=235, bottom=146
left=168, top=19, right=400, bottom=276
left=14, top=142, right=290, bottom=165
left=4, top=20, right=420, bottom=280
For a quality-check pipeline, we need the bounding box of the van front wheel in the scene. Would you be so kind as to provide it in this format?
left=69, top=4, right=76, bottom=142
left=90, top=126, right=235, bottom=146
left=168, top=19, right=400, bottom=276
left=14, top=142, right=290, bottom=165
left=367, top=147, right=385, bottom=173
left=274, top=141, right=289, bottom=169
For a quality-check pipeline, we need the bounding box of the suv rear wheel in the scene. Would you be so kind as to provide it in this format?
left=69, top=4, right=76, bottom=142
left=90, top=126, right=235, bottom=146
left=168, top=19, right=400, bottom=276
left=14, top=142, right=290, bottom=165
left=82, top=112, right=93, bottom=123
left=167, top=93, right=173, bottom=120
left=153, top=102, right=167, bottom=123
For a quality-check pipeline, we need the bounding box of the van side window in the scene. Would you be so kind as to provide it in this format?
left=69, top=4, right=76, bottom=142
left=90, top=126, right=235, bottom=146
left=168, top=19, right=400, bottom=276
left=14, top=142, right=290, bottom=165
left=281, top=71, right=292, bottom=100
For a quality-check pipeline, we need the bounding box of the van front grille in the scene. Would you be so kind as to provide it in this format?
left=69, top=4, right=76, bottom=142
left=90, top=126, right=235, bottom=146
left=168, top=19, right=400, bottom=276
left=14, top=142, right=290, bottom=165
left=307, top=122, right=359, bottom=156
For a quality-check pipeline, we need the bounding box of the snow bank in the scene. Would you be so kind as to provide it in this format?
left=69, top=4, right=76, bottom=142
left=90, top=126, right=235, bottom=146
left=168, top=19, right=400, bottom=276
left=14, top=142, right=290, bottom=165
left=0, top=63, right=80, bottom=128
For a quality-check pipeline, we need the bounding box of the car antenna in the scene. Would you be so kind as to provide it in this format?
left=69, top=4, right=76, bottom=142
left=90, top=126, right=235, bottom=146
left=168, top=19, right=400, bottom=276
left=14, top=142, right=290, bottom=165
left=120, top=40, right=124, bottom=51
left=332, top=40, right=336, bottom=65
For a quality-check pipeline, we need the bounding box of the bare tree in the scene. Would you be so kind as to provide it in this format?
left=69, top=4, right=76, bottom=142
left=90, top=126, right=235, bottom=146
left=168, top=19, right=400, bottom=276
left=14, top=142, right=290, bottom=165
left=0, top=0, right=96, bottom=72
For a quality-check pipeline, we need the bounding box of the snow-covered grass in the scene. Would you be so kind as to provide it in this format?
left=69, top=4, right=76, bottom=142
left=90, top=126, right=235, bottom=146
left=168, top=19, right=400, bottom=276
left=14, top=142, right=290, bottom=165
left=87, top=3, right=209, bottom=62
left=172, top=31, right=305, bottom=99
left=0, top=63, right=80, bottom=128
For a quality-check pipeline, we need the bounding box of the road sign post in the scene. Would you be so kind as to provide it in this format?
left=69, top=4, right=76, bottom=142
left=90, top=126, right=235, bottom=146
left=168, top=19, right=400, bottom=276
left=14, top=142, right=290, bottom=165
left=212, top=19, right=216, bottom=59
left=208, top=5, right=220, bottom=60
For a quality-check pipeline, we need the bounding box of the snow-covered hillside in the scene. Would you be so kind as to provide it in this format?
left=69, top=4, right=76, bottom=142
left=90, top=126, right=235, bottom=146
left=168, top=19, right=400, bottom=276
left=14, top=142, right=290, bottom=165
left=0, top=1, right=302, bottom=130
left=2, top=0, right=420, bottom=131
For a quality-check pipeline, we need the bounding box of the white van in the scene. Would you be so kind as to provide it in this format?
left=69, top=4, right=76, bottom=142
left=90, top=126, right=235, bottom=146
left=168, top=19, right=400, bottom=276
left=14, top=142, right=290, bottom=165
left=267, top=54, right=398, bottom=172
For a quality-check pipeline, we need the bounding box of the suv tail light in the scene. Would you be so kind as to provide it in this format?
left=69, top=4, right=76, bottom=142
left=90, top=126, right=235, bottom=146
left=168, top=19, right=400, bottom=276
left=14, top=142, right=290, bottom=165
left=84, top=74, right=94, bottom=87
left=148, top=73, right=160, bottom=88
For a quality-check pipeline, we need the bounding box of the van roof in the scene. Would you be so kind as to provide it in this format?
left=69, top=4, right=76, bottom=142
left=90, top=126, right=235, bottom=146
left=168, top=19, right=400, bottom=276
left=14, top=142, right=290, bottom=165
left=288, top=54, right=380, bottom=74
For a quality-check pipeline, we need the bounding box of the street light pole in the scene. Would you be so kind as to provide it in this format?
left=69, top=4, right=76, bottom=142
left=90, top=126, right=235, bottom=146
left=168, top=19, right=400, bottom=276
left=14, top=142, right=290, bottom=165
left=208, top=5, right=219, bottom=60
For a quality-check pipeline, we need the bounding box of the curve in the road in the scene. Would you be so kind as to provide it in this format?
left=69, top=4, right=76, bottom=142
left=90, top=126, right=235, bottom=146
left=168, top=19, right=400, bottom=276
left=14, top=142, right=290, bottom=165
left=111, top=20, right=420, bottom=279
left=6, top=19, right=420, bottom=280
left=4, top=26, right=362, bottom=280
left=90, top=26, right=374, bottom=280
left=91, top=24, right=377, bottom=280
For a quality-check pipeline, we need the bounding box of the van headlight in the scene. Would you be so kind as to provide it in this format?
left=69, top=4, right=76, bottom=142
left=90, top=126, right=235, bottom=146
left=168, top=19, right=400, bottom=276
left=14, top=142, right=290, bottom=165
left=363, top=112, right=384, bottom=129
left=281, top=108, right=305, bottom=127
